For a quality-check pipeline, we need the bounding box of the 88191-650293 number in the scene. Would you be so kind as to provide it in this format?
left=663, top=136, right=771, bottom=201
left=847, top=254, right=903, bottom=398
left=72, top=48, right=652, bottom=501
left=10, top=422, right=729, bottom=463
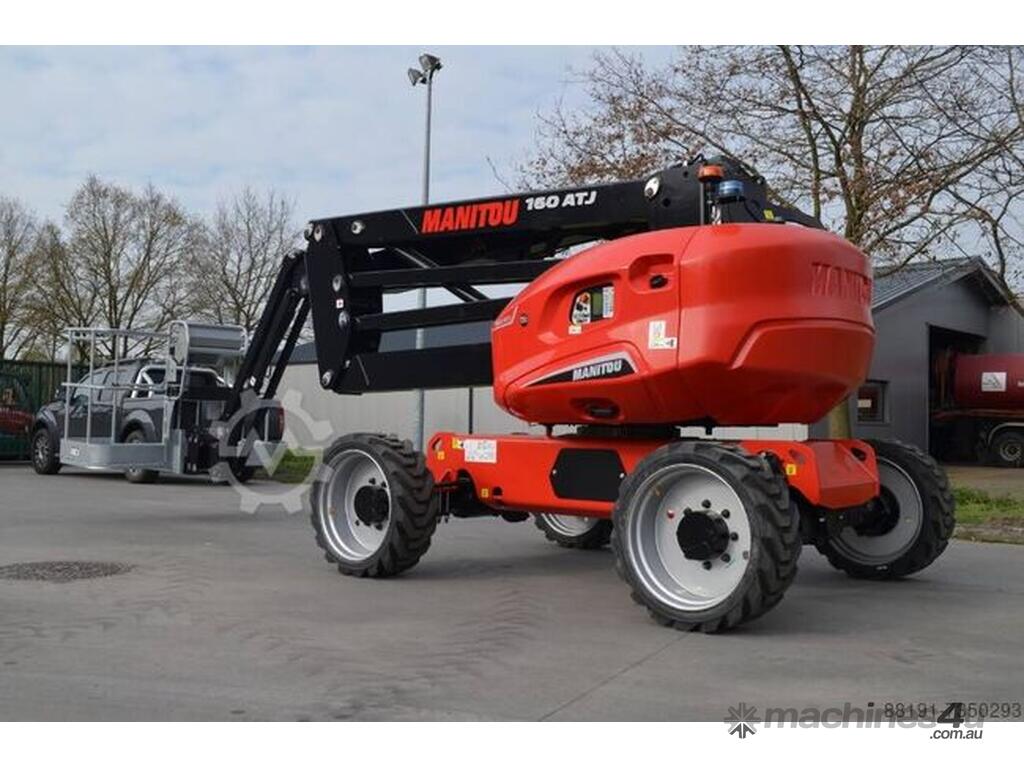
left=882, top=701, right=1022, bottom=722
left=958, top=701, right=1022, bottom=720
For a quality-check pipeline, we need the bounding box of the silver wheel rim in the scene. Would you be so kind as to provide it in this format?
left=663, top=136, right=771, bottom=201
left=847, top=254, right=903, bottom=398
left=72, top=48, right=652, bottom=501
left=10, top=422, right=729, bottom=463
left=624, top=463, right=751, bottom=612
left=999, top=438, right=1022, bottom=464
left=317, top=449, right=391, bottom=562
left=34, top=432, right=49, bottom=466
left=539, top=513, right=602, bottom=537
left=832, top=457, right=923, bottom=565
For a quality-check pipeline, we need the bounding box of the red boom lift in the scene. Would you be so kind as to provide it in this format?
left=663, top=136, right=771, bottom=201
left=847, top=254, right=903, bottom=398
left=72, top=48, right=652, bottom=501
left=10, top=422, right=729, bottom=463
left=223, top=155, right=955, bottom=632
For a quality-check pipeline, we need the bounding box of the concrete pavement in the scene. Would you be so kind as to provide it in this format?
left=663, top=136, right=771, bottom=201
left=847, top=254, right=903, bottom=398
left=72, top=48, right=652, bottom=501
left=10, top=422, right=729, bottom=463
left=1, top=465, right=1022, bottom=721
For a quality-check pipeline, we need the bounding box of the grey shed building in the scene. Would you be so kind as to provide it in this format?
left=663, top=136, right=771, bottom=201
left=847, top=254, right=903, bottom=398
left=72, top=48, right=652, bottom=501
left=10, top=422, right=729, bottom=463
left=810, top=257, right=1024, bottom=454
left=277, top=257, right=1023, bottom=457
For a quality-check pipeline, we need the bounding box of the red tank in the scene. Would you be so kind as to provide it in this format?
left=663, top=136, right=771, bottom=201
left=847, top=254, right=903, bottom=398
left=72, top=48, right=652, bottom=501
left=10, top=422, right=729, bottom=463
left=491, top=223, right=874, bottom=427
left=953, top=354, right=1024, bottom=409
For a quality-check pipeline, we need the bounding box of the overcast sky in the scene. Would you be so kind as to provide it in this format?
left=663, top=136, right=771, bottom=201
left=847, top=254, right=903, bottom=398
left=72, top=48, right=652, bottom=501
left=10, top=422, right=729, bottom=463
left=0, top=46, right=676, bottom=223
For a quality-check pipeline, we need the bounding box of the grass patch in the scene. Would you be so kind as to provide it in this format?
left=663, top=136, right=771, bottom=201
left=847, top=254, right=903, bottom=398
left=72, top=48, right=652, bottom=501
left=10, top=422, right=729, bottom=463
left=952, top=486, right=1024, bottom=525
left=257, top=448, right=320, bottom=484
left=951, top=485, right=1024, bottom=544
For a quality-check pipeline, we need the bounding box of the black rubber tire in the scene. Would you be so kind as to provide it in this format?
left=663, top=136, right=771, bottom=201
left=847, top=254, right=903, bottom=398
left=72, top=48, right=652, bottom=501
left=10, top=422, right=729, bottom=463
left=123, top=429, right=158, bottom=484
left=31, top=427, right=61, bottom=475
left=311, top=433, right=437, bottom=578
left=989, top=430, right=1024, bottom=468
left=229, top=460, right=256, bottom=484
left=534, top=514, right=613, bottom=549
left=612, top=441, right=801, bottom=633
left=815, top=439, right=955, bottom=580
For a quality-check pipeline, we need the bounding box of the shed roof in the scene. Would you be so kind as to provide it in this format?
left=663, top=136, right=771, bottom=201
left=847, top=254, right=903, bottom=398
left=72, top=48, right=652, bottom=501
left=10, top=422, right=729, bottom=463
left=872, top=256, right=1013, bottom=311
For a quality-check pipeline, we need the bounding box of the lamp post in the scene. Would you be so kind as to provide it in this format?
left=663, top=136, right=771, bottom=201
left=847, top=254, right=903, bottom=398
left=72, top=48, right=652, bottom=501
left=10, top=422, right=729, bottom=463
left=407, top=53, right=442, bottom=451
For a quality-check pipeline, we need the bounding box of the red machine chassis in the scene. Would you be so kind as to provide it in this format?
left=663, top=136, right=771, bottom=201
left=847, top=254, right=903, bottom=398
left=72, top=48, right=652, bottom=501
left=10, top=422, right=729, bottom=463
left=427, top=432, right=879, bottom=517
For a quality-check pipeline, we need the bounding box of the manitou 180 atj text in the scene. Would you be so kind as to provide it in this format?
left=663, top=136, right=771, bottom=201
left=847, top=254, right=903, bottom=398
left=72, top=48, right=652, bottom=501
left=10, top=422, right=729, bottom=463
left=221, top=155, right=955, bottom=632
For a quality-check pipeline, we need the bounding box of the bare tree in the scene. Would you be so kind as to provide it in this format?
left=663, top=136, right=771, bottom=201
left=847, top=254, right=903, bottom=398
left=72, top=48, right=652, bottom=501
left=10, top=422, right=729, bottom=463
left=188, top=187, right=299, bottom=334
left=526, top=46, right=1021, bottom=264
left=25, top=222, right=101, bottom=360
left=942, top=48, right=1024, bottom=299
left=63, top=176, right=202, bottom=357
left=0, top=196, right=37, bottom=359
left=523, top=45, right=1024, bottom=434
left=129, top=183, right=204, bottom=342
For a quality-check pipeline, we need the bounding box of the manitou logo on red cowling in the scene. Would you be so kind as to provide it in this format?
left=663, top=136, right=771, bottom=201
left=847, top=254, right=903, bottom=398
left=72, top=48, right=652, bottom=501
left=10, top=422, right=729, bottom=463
left=810, top=262, right=871, bottom=305
left=420, top=199, right=520, bottom=234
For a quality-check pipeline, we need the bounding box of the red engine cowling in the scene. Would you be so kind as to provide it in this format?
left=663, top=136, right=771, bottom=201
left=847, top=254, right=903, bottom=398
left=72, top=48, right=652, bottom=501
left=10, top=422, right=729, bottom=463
left=491, top=223, right=874, bottom=426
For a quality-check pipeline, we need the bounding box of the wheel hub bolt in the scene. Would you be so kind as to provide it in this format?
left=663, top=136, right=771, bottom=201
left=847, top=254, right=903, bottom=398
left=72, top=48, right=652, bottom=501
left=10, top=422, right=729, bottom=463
left=701, top=499, right=711, bottom=509
left=730, top=532, right=739, bottom=541
left=721, top=509, right=730, bottom=519
left=721, top=553, right=731, bottom=563
left=677, top=510, right=731, bottom=560
left=354, top=484, right=389, bottom=526
left=702, top=560, right=712, bottom=570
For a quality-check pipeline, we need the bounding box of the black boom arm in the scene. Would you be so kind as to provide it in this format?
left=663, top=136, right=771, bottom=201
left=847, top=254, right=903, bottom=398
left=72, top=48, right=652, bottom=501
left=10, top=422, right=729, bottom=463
left=225, top=155, right=821, bottom=417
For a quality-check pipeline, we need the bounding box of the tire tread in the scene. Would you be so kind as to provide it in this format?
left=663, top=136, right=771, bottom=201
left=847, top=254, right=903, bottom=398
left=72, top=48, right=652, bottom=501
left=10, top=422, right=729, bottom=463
left=30, top=426, right=61, bottom=475
left=535, top=515, right=613, bottom=549
left=612, top=441, right=801, bottom=633
left=311, top=433, right=437, bottom=578
left=815, top=439, right=955, bottom=580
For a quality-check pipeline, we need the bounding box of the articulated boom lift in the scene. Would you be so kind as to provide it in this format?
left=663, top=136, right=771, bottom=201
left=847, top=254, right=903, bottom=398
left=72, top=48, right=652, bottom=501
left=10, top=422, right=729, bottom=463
left=227, top=156, right=955, bottom=632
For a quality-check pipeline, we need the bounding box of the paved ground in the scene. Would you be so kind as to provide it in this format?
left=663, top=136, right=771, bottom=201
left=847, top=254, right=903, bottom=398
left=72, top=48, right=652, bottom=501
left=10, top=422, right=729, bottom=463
left=1, top=464, right=1022, bottom=721
left=945, top=463, right=1024, bottom=498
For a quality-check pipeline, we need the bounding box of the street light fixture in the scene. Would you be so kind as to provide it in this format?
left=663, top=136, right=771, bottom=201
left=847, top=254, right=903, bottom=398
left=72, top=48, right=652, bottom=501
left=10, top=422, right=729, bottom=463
left=408, top=53, right=442, bottom=451
left=418, top=53, right=442, bottom=75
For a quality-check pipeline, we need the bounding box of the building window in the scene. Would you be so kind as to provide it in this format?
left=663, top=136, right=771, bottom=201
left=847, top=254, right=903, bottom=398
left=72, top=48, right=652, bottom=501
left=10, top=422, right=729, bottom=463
left=857, top=380, right=888, bottom=423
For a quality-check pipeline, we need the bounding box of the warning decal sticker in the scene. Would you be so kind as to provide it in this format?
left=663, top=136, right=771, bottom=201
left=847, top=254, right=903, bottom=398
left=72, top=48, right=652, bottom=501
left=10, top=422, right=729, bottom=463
left=463, top=439, right=498, bottom=464
left=647, top=320, right=678, bottom=350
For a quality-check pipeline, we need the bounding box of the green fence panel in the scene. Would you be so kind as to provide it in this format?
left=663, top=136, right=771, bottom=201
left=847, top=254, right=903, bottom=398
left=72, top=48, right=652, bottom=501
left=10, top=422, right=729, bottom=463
left=0, top=360, right=87, bottom=459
